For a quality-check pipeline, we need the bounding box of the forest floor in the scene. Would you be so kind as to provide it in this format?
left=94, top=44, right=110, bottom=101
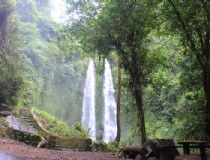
left=0, top=138, right=121, bottom=160
left=0, top=138, right=205, bottom=160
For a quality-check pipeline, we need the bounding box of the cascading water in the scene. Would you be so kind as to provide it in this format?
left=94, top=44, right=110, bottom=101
left=82, top=58, right=96, bottom=140
left=102, top=59, right=117, bottom=143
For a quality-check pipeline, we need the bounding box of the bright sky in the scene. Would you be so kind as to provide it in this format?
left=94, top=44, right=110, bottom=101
left=50, top=0, right=68, bottom=23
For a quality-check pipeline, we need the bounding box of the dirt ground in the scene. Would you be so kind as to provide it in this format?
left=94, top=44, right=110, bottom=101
left=0, top=138, right=122, bottom=160
left=0, top=138, right=203, bottom=160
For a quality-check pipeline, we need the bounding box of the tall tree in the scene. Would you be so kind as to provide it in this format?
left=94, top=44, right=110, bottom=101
left=68, top=0, right=156, bottom=144
left=161, top=0, right=210, bottom=139
left=115, top=55, right=121, bottom=142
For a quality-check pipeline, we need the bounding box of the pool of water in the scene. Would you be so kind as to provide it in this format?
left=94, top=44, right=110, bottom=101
left=0, top=152, right=21, bottom=160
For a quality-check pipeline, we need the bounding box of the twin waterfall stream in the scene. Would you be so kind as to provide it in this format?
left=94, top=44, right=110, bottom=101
left=82, top=58, right=117, bottom=143
left=82, top=59, right=96, bottom=140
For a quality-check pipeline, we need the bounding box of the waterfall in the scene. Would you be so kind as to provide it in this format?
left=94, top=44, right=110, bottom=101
left=82, top=58, right=96, bottom=140
left=102, top=59, right=117, bottom=143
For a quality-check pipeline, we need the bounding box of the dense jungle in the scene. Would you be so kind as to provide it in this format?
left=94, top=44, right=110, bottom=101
left=0, top=0, right=210, bottom=159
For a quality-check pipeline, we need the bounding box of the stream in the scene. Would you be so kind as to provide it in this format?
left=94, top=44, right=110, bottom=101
left=0, top=152, right=20, bottom=160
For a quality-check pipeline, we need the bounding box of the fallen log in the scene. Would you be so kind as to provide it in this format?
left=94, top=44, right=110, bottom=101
left=118, top=146, right=147, bottom=159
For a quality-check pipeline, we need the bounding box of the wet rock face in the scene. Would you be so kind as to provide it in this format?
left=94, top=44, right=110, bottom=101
left=4, top=115, right=41, bottom=147
left=5, top=116, right=37, bottom=134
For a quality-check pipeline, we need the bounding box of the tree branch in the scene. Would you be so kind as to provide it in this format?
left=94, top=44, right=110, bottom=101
left=104, top=22, right=131, bottom=68
left=167, top=0, right=205, bottom=71
left=193, top=20, right=205, bottom=54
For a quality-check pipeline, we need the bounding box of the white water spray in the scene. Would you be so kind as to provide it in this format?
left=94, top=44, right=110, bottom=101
left=102, top=59, right=117, bottom=143
left=50, top=0, right=68, bottom=23
left=82, top=58, right=96, bottom=140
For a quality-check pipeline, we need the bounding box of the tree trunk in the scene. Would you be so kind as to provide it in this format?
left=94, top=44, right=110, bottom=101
left=204, top=1, right=210, bottom=139
left=134, top=85, right=147, bottom=144
left=0, top=9, right=12, bottom=54
left=203, top=68, right=210, bottom=139
left=130, top=68, right=146, bottom=144
left=115, top=55, right=121, bottom=142
left=114, top=43, right=147, bottom=144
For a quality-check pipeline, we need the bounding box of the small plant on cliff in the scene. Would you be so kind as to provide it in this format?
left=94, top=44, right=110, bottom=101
left=0, top=118, right=9, bottom=137
left=73, top=122, right=89, bottom=138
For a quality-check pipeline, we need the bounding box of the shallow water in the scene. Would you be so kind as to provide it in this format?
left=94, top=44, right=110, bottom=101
left=0, top=152, right=20, bottom=160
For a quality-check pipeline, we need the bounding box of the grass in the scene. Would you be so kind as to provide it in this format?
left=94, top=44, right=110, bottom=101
left=33, top=108, right=89, bottom=139
left=0, top=117, right=9, bottom=137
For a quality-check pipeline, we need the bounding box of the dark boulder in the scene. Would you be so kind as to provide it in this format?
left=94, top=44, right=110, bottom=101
left=0, top=111, right=11, bottom=117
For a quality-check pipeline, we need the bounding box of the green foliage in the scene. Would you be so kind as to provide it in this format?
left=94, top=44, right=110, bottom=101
left=143, top=34, right=183, bottom=139
left=33, top=108, right=89, bottom=138
left=158, top=0, right=209, bottom=139
left=0, top=65, right=23, bottom=105
left=67, top=0, right=160, bottom=144
left=92, top=142, right=107, bottom=152
left=0, top=0, right=208, bottom=145
left=92, top=141, right=118, bottom=152
left=174, top=92, right=206, bottom=140
left=106, top=141, right=119, bottom=152
left=0, top=126, right=8, bottom=137
left=0, top=0, right=16, bottom=10
left=0, top=118, right=9, bottom=137
left=73, top=122, right=89, bottom=138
